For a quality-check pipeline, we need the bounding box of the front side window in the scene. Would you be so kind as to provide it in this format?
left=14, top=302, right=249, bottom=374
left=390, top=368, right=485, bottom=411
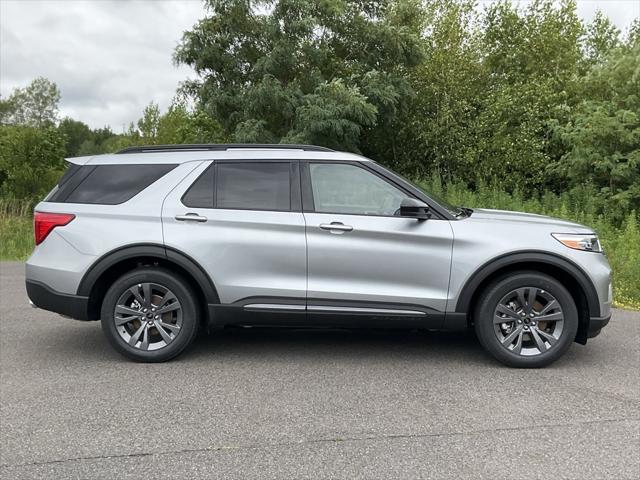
left=216, top=162, right=291, bottom=211
left=309, top=163, right=407, bottom=216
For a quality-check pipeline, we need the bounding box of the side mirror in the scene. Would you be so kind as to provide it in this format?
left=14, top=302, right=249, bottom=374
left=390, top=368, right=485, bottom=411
left=399, top=198, right=431, bottom=220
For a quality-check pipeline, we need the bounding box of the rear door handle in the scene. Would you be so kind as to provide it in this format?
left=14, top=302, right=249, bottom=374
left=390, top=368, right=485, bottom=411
left=319, top=222, right=353, bottom=232
left=175, top=213, right=208, bottom=223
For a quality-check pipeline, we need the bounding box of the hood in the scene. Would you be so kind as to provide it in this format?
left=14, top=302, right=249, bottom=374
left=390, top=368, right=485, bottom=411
left=469, top=208, right=592, bottom=232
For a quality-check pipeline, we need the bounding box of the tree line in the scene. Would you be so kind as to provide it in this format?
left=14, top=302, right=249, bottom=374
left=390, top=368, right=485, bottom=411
left=1, top=0, right=638, bottom=223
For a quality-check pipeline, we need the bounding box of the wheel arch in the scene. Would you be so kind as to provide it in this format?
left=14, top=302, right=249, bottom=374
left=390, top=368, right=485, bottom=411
left=78, top=243, right=219, bottom=321
left=455, top=251, right=599, bottom=344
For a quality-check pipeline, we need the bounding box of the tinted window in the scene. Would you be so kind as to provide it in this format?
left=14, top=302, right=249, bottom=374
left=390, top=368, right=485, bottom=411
left=48, top=164, right=95, bottom=202
left=309, top=163, right=407, bottom=216
left=60, top=164, right=176, bottom=205
left=216, top=162, right=290, bottom=211
left=182, top=164, right=214, bottom=208
left=58, top=163, right=82, bottom=187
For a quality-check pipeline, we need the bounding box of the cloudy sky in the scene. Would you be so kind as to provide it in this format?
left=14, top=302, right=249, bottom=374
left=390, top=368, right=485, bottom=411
left=1, top=0, right=638, bottom=130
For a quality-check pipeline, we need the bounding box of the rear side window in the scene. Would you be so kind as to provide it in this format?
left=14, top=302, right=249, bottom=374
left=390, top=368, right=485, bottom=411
left=182, top=164, right=214, bottom=208
left=216, top=162, right=290, bottom=211
left=49, top=164, right=176, bottom=205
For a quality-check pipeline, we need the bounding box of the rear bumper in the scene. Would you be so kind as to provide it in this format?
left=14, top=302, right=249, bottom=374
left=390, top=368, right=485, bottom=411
left=587, top=313, right=611, bottom=339
left=26, top=280, right=91, bottom=320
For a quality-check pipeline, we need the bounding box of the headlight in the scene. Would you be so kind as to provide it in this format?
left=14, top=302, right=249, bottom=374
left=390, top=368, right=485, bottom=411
left=552, top=233, right=602, bottom=253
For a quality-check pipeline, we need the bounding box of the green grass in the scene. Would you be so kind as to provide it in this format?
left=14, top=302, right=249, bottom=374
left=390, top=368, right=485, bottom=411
left=0, top=214, right=33, bottom=261
left=0, top=198, right=35, bottom=260
left=1, top=187, right=638, bottom=309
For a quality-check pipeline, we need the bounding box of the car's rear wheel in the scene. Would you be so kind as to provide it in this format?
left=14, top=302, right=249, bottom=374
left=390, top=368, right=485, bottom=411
left=101, top=268, right=199, bottom=362
left=474, top=271, right=578, bottom=368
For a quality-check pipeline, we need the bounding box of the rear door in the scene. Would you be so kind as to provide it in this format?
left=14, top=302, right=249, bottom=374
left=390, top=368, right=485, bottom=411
left=302, top=161, right=453, bottom=326
left=162, top=160, right=307, bottom=308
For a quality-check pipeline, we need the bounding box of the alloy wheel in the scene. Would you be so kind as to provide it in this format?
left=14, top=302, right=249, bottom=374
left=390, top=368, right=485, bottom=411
left=114, top=282, right=183, bottom=351
left=493, top=287, right=564, bottom=356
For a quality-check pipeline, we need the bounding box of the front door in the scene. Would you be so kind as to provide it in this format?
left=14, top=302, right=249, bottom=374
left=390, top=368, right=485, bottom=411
left=302, top=161, right=453, bottom=325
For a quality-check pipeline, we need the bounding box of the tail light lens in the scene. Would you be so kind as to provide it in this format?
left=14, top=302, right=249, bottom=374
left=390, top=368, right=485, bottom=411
left=34, top=212, right=75, bottom=245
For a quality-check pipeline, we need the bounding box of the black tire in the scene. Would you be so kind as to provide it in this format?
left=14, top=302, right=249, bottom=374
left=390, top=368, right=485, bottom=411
left=474, top=271, right=578, bottom=368
left=101, top=268, right=199, bottom=362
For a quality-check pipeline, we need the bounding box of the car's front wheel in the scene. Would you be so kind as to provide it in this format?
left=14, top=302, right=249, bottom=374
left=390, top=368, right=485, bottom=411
left=474, top=271, right=579, bottom=368
left=101, top=268, right=199, bottom=362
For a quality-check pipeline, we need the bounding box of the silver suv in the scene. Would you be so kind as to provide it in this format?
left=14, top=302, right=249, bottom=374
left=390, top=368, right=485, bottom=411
left=26, top=144, right=612, bottom=367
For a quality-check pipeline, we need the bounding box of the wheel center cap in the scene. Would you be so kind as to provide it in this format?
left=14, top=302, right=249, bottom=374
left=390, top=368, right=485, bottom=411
left=146, top=313, right=154, bottom=319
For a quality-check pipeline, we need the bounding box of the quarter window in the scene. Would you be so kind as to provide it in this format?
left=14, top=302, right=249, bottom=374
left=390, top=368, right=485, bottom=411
left=50, top=164, right=176, bottom=205
left=182, top=164, right=214, bottom=208
left=216, top=162, right=291, bottom=211
left=309, top=163, right=407, bottom=216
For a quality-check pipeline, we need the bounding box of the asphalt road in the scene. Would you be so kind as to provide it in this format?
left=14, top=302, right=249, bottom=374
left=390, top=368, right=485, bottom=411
left=1, top=261, right=639, bottom=479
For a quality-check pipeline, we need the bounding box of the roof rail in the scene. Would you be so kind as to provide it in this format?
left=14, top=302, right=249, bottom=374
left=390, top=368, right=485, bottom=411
left=116, top=144, right=334, bottom=154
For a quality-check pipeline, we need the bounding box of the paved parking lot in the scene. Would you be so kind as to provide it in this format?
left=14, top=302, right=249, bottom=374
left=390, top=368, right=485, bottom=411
left=1, top=261, right=639, bottom=479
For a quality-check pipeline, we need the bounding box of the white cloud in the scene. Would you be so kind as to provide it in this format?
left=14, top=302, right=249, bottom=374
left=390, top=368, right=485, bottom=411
left=1, top=0, right=638, bottom=130
left=1, top=0, right=204, bottom=130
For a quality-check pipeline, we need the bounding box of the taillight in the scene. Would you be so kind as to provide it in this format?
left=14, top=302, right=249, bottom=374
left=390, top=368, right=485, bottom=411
left=34, top=212, right=75, bottom=245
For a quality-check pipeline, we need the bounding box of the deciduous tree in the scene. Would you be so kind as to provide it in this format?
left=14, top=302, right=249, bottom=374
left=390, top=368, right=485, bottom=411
left=175, top=0, right=426, bottom=152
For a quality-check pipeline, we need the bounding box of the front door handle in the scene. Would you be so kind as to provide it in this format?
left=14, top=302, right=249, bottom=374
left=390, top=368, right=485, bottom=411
left=319, top=222, right=353, bottom=232
left=175, top=213, right=208, bottom=223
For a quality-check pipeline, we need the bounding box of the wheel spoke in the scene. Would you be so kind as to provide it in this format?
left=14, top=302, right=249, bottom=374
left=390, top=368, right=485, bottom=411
left=537, top=311, right=563, bottom=322
left=156, top=303, right=181, bottom=315
left=530, top=327, right=547, bottom=353
left=128, top=323, right=146, bottom=346
left=526, top=287, right=538, bottom=313
left=535, top=328, right=557, bottom=346
left=538, top=300, right=558, bottom=316
left=158, top=321, right=180, bottom=334
left=115, top=305, right=141, bottom=317
left=157, top=291, right=177, bottom=309
left=129, top=286, right=145, bottom=306
left=154, top=320, right=173, bottom=344
left=140, top=325, right=149, bottom=350
left=512, top=329, right=524, bottom=354
left=495, top=304, right=521, bottom=321
left=501, top=325, right=523, bottom=346
left=516, top=288, right=527, bottom=309
left=141, top=283, right=152, bottom=307
left=115, top=315, right=136, bottom=326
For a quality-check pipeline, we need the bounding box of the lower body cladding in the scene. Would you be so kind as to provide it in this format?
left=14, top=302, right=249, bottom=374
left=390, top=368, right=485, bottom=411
left=208, top=298, right=453, bottom=330
left=210, top=303, right=608, bottom=338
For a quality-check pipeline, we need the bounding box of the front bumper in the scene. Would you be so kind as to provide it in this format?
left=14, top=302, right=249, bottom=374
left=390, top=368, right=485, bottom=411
left=26, top=280, right=91, bottom=320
